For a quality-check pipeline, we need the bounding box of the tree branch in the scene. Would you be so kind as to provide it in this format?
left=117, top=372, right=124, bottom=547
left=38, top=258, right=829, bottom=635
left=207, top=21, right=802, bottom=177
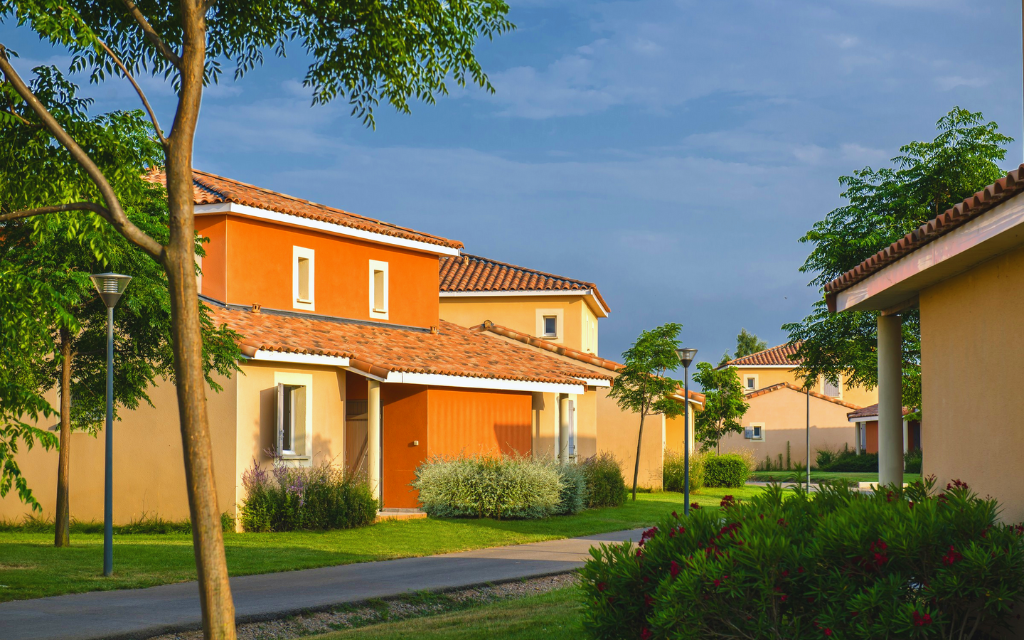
left=93, top=35, right=168, bottom=146
left=0, top=202, right=112, bottom=224
left=1, top=108, right=38, bottom=128
left=119, top=0, right=183, bottom=69
left=0, top=46, right=165, bottom=261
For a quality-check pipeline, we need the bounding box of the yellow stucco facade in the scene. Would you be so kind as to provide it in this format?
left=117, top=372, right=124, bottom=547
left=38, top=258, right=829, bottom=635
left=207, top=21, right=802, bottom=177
left=730, top=366, right=877, bottom=409
left=919, top=242, right=1024, bottom=522
left=440, top=294, right=601, bottom=354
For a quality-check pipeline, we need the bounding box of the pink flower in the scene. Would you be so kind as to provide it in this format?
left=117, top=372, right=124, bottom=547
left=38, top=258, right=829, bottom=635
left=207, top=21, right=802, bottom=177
left=640, top=628, right=652, bottom=640
left=670, top=561, right=681, bottom=577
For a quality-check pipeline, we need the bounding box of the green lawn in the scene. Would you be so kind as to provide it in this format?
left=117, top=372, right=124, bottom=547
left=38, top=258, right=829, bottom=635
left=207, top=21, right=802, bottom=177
left=747, top=471, right=922, bottom=485
left=317, top=587, right=583, bottom=640
left=0, top=487, right=756, bottom=603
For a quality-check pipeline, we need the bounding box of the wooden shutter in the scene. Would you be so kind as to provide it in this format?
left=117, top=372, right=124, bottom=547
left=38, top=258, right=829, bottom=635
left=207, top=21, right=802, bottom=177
left=276, top=383, right=285, bottom=455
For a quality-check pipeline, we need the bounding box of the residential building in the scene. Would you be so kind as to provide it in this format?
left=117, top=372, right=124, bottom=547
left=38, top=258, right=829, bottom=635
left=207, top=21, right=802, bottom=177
left=720, top=343, right=878, bottom=408
left=824, top=163, right=1024, bottom=521
left=437, top=255, right=700, bottom=489
left=846, top=404, right=920, bottom=455
left=718, top=382, right=861, bottom=468
left=0, top=171, right=616, bottom=523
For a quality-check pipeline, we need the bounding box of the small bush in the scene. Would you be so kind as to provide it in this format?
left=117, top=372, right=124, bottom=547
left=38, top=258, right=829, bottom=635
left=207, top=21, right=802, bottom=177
left=239, top=458, right=377, bottom=532
left=815, top=443, right=842, bottom=469
left=413, top=455, right=562, bottom=519
left=663, top=450, right=704, bottom=494
left=702, top=453, right=750, bottom=488
left=581, top=478, right=1024, bottom=640
left=905, top=448, right=923, bottom=474
left=580, top=453, right=628, bottom=508
left=822, top=451, right=879, bottom=472
left=555, top=463, right=589, bottom=515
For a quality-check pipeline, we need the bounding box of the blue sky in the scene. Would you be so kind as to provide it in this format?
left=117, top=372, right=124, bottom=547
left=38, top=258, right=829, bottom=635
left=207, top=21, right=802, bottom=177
left=4, top=0, right=1023, bottom=368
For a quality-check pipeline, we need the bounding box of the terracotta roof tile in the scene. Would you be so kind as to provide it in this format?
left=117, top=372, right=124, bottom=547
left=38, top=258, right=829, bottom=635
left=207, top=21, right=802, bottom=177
left=148, top=169, right=463, bottom=250
left=439, top=254, right=610, bottom=312
left=722, top=343, right=802, bottom=367
left=212, top=305, right=611, bottom=386
left=824, top=164, right=1024, bottom=299
left=746, top=382, right=861, bottom=410
left=846, top=403, right=912, bottom=420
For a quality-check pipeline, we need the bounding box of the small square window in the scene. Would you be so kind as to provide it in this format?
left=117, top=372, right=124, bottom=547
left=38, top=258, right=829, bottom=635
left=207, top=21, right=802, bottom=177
left=543, top=316, right=558, bottom=337
left=745, top=377, right=756, bottom=390
left=752, top=425, right=762, bottom=439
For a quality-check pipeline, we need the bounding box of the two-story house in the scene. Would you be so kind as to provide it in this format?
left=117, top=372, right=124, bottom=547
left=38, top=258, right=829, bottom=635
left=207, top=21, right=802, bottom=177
left=715, top=343, right=873, bottom=466
left=437, top=254, right=702, bottom=490
left=0, top=171, right=616, bottom=522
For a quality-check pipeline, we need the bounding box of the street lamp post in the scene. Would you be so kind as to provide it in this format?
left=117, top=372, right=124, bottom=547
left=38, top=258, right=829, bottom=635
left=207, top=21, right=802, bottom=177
left=675, top=347, right=698, bottom=516
left=90, top=273, right=132, bottom=577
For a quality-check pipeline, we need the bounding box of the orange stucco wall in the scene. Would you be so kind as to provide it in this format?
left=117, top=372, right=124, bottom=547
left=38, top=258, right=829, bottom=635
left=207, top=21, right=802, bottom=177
left=864, top=420, right=878, bottom=454
left=731, top=366, right=877, bottom=409
left=199, top=215, right=440, bottom=329
left=428, top=388, right=532, bottom=458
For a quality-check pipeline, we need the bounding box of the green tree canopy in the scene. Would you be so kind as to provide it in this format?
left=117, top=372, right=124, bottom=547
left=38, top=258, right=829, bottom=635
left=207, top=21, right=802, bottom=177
left=692, top=362, right=749, bottom=453
left=609, top=323, right=685, bottom=501
left=734, top=328, right=767, bottom=359
left=784, top=107, right=1012, bottom=415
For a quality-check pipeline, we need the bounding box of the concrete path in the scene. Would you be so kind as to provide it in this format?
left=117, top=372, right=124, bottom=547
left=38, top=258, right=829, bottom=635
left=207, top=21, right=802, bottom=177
left=0, top=529, right=642, bottom=640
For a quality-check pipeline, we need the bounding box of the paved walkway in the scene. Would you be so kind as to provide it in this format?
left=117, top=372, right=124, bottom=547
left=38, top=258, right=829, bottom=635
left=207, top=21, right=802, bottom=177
left=0, top=529, right=642, bottom=640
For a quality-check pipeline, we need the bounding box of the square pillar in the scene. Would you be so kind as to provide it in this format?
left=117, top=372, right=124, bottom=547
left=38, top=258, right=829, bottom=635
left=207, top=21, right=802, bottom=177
left=368, top=379, right=381, bottom=503
left=558, top=394, right=570, bottom=463
left=855, top=422, right=862, bottom=455
left=877, top=314, right=903, bottom=487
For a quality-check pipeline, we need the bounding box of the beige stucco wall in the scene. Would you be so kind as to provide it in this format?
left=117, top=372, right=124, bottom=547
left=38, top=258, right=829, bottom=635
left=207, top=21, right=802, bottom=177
left=732, top=366, right=877, bottom=409
left=664, top=405, right=696, bottom=455
left=718, top=386, right=856, bottom=469
left=440, top=295, right=598, bottom=354
left=595, top=387, right=664, bottom=490
left=920, top=243, right=1024, bottom=523
left=234, top=361, right=348, bottom=514
left=0, top=374, right=238, bottom=524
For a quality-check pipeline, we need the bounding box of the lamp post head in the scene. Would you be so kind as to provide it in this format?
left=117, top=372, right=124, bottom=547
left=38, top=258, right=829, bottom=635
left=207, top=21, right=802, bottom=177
left=676, top=347, right=698, bottom=369
left=90, top=273, right=132, bottom=309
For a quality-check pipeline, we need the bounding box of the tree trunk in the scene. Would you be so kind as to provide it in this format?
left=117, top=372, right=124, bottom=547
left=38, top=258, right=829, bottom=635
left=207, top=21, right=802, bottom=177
left=631, top=412, right=645, bottom=501
left=162, top=3, right=236, bottom=638
left=54, top=328, right=72, bottom=547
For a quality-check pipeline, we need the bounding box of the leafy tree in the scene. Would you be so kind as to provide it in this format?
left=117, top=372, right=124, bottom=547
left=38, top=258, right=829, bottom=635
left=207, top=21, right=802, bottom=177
left=0, top=70, right=241, bottom=546
left=1, top=1, right=511, bottom=635
left=784, top=108, right=1012, bottom=417
left=734, top=328, right=767, bottom=359
left=609, top=323, right=685, bottom=501
left=692, top=363, right=749, bottom=453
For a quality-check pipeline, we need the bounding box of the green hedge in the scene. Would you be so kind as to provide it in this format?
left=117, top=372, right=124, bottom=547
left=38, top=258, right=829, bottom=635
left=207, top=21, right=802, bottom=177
left=821, top=451, right=879, bottom=472
left=239, top=459, right=377, bottom=532
left=580, top=453, right=628, bottom=508
left=905, top=449, right=923, bottom=474
left=555, top=463, right=589, bottom=515
left=702, top=453, right=749, bottom=488
left=581, top=479, right=1024, bottom=639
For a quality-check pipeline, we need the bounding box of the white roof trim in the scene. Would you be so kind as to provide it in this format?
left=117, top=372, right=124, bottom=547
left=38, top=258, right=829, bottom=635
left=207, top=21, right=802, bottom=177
left=724, top=364, right=795, bottom=369
left=835, top=193, right=1024, bottom=312
left=669, top=394, right=704, bottom=407
left=440, top=289, right=609, bottom=317
left=249, top=350, right=351, bottom=367
left=195, top=202, right=461, bottom=257
left=575, top=377, right=611, bottom=388
left=848, top=415, right=878, bottom=423
left=385, top=371, right=584, bottom=394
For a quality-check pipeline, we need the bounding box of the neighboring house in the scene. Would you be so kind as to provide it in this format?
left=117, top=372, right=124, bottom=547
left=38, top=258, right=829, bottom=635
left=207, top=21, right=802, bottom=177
left=720, top=343, right=878, bottom=408
left=846, top=404, right=920, bottom=455
left=436, top=254, right=700, bottom=489
left=439, top=253, right=608, bottom=354
left=0, top=171, right=616, bottom=523
left=718, top=382, right=861, bottom=468
left=824, top=163, right=1024, bottom=521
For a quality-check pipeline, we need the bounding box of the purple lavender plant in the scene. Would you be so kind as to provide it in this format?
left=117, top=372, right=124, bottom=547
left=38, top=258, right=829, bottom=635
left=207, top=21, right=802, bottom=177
left=241, top=458, right=269, bottom=493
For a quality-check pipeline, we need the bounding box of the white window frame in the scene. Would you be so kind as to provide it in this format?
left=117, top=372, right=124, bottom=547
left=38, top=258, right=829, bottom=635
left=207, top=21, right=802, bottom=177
left=293, top=246, right=315, bottom=311
left=274, top=371, right=313, bottom=463
left=749, top=422, right=765, bottom=441
left=369, top=260, right=389, bottom=320
left=744, top=374, right=759, bottom=392
left=536, top=308, right=563, bottom=341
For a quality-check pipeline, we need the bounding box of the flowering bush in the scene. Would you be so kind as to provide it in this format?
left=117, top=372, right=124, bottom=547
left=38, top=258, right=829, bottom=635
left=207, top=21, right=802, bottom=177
left=580, top=478, right=1024, bottom=639
left=413, top=454, right=563, bottom=519
left=581, top=452, right=628, bottom=508
left=238, top=458, right=376, bottom=532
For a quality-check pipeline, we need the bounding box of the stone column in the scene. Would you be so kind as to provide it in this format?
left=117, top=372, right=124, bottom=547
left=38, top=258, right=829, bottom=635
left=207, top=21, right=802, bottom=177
left=368, top=379, right=382, bottom=504
left=877, top=314, right=904, bottom=487
left=855, top=422, right=862, bottom=455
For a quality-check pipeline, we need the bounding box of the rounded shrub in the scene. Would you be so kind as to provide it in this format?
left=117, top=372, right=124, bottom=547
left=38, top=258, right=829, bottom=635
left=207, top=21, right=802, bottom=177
left=555, top=463, right=589, bottom=515
left=580, top=452, right=628, bottom=508
left=581, top=478, right=1024, bottom=640
left=663, top=449, right=704, bottom=494
left=413, top=455, right=562, bottom=519
left=702, top=453, right=750, bottom=488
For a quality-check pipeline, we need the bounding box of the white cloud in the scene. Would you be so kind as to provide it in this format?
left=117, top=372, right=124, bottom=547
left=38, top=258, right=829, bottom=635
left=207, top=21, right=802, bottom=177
left=935, top=75, right=990, bottom=91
